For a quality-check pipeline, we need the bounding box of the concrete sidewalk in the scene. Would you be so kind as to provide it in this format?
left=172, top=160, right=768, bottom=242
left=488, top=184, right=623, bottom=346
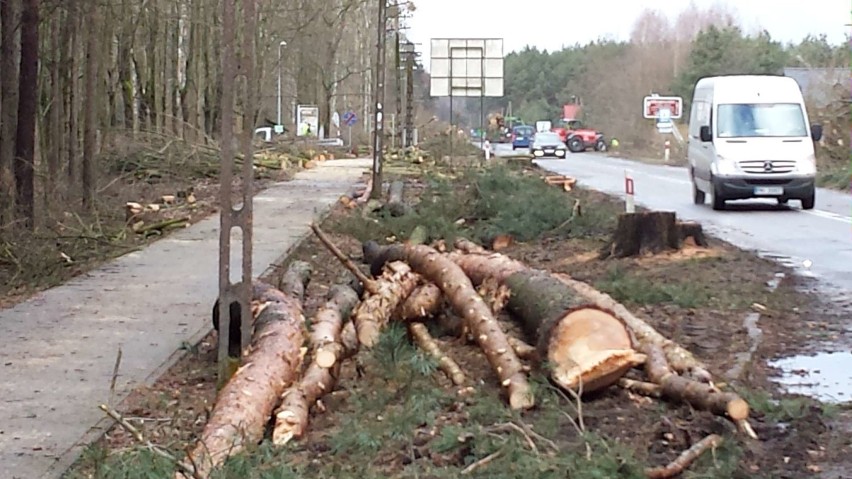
left=0, top=159, right=371, bottom=479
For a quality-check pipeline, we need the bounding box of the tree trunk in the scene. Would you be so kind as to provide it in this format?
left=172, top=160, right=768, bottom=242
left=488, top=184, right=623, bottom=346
left=66, top=0, right=79, bottom=189
left=46, top=9, right=63, bottom=206
left=0, top=0, right=19, bottom=224
left=272, top=283, right=360, bottom=446
left=14, top=0, right=39, bottom=228
left=601, top=211, right=681, bottom=258
left=180, top=265, right=310, bottom=479
left=385, top=179, right=407, bottom=216
left=81, top=1, right=98, bottom=211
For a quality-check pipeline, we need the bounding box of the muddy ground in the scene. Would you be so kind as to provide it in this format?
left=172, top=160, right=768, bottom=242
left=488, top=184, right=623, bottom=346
left=64, top=161, right=849, bottom=479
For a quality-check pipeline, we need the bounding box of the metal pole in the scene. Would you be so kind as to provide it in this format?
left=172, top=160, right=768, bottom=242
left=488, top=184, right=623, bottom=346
left=369, top=0, right=387, bottom=199
left=480, top=52, right=484, bottom=150
left=277, top=41, right=286, bottom=126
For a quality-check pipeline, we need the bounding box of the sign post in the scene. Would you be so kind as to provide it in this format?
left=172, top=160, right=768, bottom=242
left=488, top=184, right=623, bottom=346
left=430, top=38, right=504, bottom=158
left=664, top=139, right=671, bottom=163
left=625, top=170, right=635, bottom=213
left=342, top=110, right=358, bottom=149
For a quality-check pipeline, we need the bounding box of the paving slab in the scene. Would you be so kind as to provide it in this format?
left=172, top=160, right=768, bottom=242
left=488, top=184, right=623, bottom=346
left=0, top=159, right=371, bottom=479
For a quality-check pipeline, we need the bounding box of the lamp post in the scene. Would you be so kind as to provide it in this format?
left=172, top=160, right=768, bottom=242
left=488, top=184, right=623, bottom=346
left=277, top=40, right=287, bottom=127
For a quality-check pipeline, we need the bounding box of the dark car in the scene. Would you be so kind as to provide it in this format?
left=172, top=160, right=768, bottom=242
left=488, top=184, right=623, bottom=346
left=530, top=131, right=567, bottom=158
left=511, top=125, right=535, bottom=150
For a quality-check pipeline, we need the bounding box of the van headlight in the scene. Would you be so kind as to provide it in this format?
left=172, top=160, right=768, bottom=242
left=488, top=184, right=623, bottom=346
left=714, top=156, right=739, bottom=175
left=797, top=155, right=817, bottom=174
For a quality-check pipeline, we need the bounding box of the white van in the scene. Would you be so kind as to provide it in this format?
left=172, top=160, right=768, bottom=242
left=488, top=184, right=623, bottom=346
left=687, top=75, right=823, bottom=210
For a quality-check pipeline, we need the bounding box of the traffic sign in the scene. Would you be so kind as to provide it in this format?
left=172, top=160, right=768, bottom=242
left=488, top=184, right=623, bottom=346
left=643, top=95, right=683, bottom=119
left=342, top=110, right=358, bottom=127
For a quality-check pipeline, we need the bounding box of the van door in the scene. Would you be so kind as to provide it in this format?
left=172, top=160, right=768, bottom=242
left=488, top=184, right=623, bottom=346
left=688, top=98, right=713, bottom=188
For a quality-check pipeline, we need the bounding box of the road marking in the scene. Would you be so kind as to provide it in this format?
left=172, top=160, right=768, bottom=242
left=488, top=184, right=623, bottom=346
left=802, top=209, right=852, bottom=225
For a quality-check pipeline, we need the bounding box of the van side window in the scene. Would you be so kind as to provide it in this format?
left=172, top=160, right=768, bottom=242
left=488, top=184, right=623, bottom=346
left=690, top=101, right=709, bottom=138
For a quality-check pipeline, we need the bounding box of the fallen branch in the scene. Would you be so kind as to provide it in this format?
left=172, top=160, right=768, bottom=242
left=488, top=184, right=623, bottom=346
left=134, top=216, right=189, bottom=235
left=99, top=404, right=201, bottom=479
left=645, top=434, right=722, bottom=479
left=178, top=262, right=311, bottom=479
left=409, top=322, right=466, bottom=385
left=461, top=450, right=503, bottom=475
left=311, top=223, right=377, bottom=294
left=617, top=378, right=662, bottom=398
left=272, top=284, right=360, bottom=446
left=643, top=344, right=756, bottom=439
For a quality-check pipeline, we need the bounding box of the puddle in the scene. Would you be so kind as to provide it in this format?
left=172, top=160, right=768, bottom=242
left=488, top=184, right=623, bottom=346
left=769, top=351, right=852, bottom=403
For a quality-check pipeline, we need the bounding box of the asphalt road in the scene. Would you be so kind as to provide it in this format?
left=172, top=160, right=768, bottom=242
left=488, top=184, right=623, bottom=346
left=489, top=143, right=852, bottom=303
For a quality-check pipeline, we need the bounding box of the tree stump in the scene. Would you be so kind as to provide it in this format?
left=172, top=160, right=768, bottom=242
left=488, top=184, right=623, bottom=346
left=601, top=211, right=681, bottom=258
left=677, top=221, right=708, bottom=247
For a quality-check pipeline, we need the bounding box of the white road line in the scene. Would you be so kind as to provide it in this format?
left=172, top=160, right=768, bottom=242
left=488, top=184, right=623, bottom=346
left=802, top=209, right=852, bottom=225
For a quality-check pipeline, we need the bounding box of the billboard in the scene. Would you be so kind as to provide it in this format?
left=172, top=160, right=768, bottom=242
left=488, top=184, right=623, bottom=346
left=429, top=38, right=504, bottom=97
left=296, top=104, right=320, bottom=137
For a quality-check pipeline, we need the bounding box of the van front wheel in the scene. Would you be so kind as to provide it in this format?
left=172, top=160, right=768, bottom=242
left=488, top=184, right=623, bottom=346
left=801, top=191, right=815, bottom=210
left=711, top=179, right=726, bottom=210
left=692, top=180, right=705, bottom=204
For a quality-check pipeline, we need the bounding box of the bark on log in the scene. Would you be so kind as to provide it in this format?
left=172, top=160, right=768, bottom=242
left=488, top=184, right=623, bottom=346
left=365, top=243, right=534, bottom=409
left=272, top=284, right=360, bottom=446
left=643, top=343, right=754, bottom=437
left=354, top=261, right=421, bottom=347
left=395, top=283, right=443, bottom=321
left=601, top=211, right=681, bottom=259
left=212, top=280, right=291, bottom=358
left=179, top=263, right=311, bottom=479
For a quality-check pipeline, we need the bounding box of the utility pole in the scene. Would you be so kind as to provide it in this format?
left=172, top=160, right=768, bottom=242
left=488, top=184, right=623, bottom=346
left=369, top=0, right=387, bottom=199
left=404, top=42, right=415, bottom=148
left=394, top=15, right=402, bottom=149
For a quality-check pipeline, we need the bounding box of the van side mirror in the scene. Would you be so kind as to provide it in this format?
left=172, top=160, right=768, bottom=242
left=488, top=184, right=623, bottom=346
left=811, top=124, right=823, bottom=142
left=699, top=125, right=712, bottom=142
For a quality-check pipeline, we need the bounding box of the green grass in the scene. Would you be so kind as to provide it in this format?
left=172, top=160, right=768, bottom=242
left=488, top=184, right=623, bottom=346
left=595, top=265, right=710, bottom=308
left=331, top=164, right=619, bottom=247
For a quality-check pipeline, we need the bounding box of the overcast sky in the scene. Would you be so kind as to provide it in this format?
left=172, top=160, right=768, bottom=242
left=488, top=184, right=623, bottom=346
left=407, top=0, right=849, bottom=70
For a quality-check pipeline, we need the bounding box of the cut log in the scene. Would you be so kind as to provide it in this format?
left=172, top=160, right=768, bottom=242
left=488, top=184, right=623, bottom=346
left=550, top=273, right=712, bottom=383
left=409, top=322, right=466, bottom=385
left=353, top=261, right=421, bottom=348
left=395, top=283, right=443, bottom=321
left=441, top=243, right=645, bottom=394
left=179, top=263, right=311, bottom=479
left=642, top=343, right=756, bottom=438
left=386, top=179, right=408, bottom=216
left=448, top=240, right=713, bottom=383
left=212, top=280, right=286, bottom=359
left=272, top=284, right=360, bottom=446
left=645, top=434, right=722, bottom=479
left=601, top=211, right=681, bottom=259
left=617, top=378, right=662, bottom=398
left=363, top=243, right=534, bottom=409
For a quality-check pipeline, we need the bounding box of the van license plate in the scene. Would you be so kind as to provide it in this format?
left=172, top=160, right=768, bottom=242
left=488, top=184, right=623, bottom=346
left=754, top=186, right=783, bottom=196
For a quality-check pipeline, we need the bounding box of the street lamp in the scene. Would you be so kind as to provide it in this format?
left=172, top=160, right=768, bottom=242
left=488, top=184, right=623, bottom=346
left=277, top=40, right=287, bottom=129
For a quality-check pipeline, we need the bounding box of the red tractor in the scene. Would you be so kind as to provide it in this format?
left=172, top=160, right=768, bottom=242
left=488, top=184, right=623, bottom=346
left=553, top=119, right=607, bottom=153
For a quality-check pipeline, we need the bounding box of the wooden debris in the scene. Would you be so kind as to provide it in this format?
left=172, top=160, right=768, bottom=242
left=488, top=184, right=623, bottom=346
left=645, top=434, right=723, bottom=479
left=409, top=322, right=466, bottom=385
left=617, top=378, right=662, bottom=398
left=601, top=211, right=681, bottom=259
left=352, top=261, right=421, bottom=347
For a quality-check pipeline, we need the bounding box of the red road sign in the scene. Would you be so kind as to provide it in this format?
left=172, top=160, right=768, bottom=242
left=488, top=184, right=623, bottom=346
left=643, top=96, right=683, bottom=119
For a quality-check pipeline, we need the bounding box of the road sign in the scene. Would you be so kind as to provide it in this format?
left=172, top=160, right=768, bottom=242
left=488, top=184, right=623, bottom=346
left=342, top=110, right=358, bottom=127
left=429, top=38, right=504, bottom=97
left=643, top=95, right=683, bottom=119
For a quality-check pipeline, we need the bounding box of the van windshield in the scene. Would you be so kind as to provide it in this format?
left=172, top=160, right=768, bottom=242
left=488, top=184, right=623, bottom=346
left=716, top=103, right=808, bottom=138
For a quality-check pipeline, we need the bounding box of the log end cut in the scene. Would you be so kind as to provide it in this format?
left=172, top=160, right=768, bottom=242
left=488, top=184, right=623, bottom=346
left=547, top=307, right=646, bottom=394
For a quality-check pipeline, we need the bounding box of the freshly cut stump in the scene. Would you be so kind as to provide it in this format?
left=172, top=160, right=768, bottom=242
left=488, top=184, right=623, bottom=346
left=602, top=211, right=681, bottom=258
left=178, top=262, right=311, bottom=479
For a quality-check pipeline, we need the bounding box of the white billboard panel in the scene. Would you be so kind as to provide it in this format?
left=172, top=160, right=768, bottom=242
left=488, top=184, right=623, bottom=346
left=430, top=38, right=503, bottom=97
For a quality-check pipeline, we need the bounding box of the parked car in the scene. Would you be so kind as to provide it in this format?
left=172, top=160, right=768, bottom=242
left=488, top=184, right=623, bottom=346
left=511, top=125, right=535, bottom=150
left=530, top=132, right=567, bottom=158
left=687, top=75, right=822, bottom=210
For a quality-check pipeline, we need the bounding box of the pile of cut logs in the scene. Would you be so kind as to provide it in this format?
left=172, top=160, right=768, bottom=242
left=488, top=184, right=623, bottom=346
left=170, top=223, right=754, bottom=478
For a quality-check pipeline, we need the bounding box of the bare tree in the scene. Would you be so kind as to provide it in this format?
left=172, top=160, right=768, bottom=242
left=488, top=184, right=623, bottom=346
left=14, top=0, right=38, bottom=228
